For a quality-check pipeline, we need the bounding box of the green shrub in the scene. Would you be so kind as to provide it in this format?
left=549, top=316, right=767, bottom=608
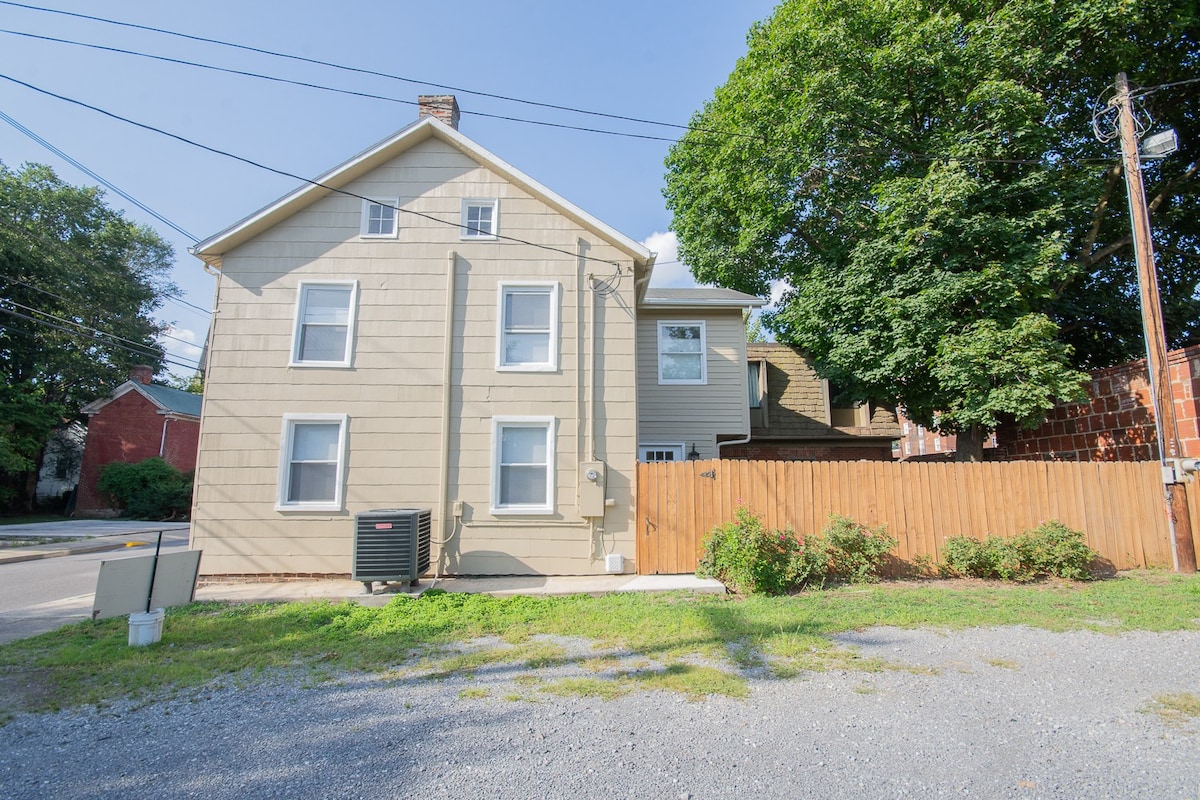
left=822, top=515, right=897, bottom=584
left=97, top=457, right=193, bottom=520
left=940, top=521, right=1096, bottom=582
left=697, top=506, right=801, bottom=595
left=1013, top=521, right=1097, bottom=581
left=789, top=533, right=831, bottom=589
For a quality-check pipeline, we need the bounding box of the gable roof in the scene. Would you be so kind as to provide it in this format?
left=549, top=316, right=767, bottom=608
left=81, top=381, right=202, bottom=419
left=190, top=116, right=653, bottom=269
left=640, top=287, right=765, bottom=308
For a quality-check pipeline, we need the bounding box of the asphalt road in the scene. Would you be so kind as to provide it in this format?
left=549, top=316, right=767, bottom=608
left=0, top=524, right=190, bottom=644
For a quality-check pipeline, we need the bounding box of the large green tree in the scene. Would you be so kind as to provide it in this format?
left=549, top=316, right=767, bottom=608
left=664, top=0, right=1200, bottom=460
left=0, top=162, right=175, bottom=510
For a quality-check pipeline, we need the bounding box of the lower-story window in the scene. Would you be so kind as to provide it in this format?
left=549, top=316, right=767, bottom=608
left=277, top=414, right=348, bottom=511
left=491, top=416, right=555, bottom=514
left=640, top=444, right=685, bottom=462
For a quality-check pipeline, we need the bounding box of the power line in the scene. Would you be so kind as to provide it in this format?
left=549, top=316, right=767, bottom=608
left=0, top=1, right=742, bottom=138
left=0, top=216, right=212, bottom=316
left=0, top=106, right=198, bottom=241
left=0, top=308, right=201, bottom=372
left=0, top=72, right=634, bottom=267
left=3, top=277, right=201, bottom=349
left=1, top=297, right=190, bottom=365
left=0, top=28, right=692, bottom=146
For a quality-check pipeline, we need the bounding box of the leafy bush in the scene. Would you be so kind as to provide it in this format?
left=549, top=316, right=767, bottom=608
left=822, top=515, right=898, bottom=584
left=789, top=533, right=831, bottom=589
left=940, top=521, right=1097, bottom=582
left=697, top=506, right=801, bottom=595
left=97, top=457, right=193, bottom=520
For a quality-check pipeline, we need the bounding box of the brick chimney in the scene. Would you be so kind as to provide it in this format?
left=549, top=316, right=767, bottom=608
left=418, top=95, right=460, bottom=130
left=129, top=365, right=154, bottom=385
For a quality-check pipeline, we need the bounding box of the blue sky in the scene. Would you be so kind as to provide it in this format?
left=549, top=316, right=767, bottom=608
left=0, top=0, right=780, bottom=377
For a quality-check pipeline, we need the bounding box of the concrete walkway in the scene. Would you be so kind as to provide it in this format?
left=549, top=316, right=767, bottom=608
left=0, top=520, right=724, bottom=612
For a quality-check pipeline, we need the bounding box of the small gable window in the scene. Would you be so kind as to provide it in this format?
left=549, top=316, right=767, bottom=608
left=361, top=199, right=398, bottom=238
left=462, top=199, right=499, bottom=239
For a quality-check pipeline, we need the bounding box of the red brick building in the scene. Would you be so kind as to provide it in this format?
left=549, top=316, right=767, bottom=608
left=996, top=344, right=1200, bottom=461
left=74, top=366, right=203, bottom=514
left=894, top=414, right=998, bottom=461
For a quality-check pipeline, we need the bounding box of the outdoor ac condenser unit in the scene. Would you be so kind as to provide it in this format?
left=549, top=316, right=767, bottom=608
left=352, top=508, right=432, bottom=591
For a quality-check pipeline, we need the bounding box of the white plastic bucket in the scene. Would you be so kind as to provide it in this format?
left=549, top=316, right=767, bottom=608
left=128, top=608, right=165, bottom=647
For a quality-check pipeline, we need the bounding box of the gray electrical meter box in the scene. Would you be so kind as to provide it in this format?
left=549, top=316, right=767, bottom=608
left=579, top=461, right=607, bottom=517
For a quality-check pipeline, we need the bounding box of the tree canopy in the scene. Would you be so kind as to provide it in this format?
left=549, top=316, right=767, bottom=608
left=0, top=162, right=175, bottom=509
left=664, top=0, right=1200, bottom=458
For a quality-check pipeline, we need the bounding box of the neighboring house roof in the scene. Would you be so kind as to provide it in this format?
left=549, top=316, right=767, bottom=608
left=748, top=343, right=899, bottom=440
left=190, top=116, right=654, bottom=270
left=641, top=287, right=765, bottom=308
left=81, top=381, right=202, bottom=419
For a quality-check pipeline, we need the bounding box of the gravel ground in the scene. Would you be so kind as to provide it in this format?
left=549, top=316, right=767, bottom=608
left=2, top=626, right=1198, bottom=799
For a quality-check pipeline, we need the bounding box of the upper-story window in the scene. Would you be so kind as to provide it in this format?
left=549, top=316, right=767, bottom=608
left=291, top=281, right=358, bottom=367
left=361, top=199, right=398, bottom=238
left=462, top=199, right=499, bottom=239
left=497, top=282, right=559, bottom=371
left=658, top=321, right=706, bottom=384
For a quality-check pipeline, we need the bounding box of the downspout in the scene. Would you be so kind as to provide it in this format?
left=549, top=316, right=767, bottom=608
left=715, top=304, right=756, bottom=459
left=435, top=250, right=458, bottom=577
left=160, top=417, right=169, bottom=457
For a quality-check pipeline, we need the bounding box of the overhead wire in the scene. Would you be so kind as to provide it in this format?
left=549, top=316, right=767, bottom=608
left=0, top=296, right=196, bottom=366
left=0, top=72, right=634, bottom=267
left=0, top=308, right=200, bottom=372
left=2, top=276, right=201, bottom=349
left=0, top=29, right=691, bottom=145
left=0, top=1, right=754, bottom=139
left=0, top=105, right=198, bottom=241
left=0, top=216, right=212, bottom=316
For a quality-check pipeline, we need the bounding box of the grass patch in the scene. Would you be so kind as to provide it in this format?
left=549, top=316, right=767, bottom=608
left=0, top=574, right=1196, bottom=720
left=458, top=687, right=490, bottom=700
left=0, top=514, right=69, bottom=526
left=1143, top=692, right=1200, bottom=728
left=0, top=536, right=81, bottom=549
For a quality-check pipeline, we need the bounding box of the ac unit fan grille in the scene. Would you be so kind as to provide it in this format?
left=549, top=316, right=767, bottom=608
left=352, top=509, right=432, bottom=582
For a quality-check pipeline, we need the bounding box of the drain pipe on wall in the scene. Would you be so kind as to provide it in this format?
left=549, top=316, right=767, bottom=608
left=434, top=250, right=458, bottom=583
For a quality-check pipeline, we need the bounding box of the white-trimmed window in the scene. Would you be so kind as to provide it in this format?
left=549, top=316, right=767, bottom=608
left=497, top=282, right=559, bottom=371
left=657, top=321, right=706, bottom=384
left=491, top=417, right=555, bottom=514
left=461, top=199, right=499, bottom=239
left=361, top=198, right=398, bottom=238
left=291, top=281, right=358, bottom=367
left=640, top=444, right=685, bottom=463
left=277, top=414, right=348, bottom=511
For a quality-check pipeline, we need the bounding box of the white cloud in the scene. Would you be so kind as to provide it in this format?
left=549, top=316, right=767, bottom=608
left=642, top=230, right=700, bottom=289
left=159, top=325, right=205, bottom=378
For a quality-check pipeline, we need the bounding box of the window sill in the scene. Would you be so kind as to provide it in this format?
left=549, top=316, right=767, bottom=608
left=275, top=503, right=343, bottom=513
left=489, top=506, right=555, bottom=516
left=496, top=364, right=558, bottom=373
left=289, top=361, right=354, bottom=369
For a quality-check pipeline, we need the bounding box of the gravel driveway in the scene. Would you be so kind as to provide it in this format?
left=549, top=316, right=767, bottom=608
left=2, top=626, right=1197, bottom=799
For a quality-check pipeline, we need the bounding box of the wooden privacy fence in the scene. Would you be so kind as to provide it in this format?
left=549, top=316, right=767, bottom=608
left=636, top=459, right=1200, bottom=575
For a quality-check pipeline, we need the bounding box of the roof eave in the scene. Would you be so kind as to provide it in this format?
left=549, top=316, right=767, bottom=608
left=191, top=117, right=652, bottom=266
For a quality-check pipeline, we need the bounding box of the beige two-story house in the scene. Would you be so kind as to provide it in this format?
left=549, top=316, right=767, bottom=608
left=189, top=96, right=761, bottom=577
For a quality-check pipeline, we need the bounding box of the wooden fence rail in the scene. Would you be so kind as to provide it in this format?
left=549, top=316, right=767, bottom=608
left=636, top=459, right=1199, bottom=575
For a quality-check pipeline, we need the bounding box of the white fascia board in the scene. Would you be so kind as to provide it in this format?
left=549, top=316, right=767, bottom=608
left=190, top=117, right=653, bottom=267
left=640, top=297, right=767, bottom=309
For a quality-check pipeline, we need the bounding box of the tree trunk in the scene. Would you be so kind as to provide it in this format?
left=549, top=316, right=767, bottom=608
left=953, top=424, right=985, bottom=462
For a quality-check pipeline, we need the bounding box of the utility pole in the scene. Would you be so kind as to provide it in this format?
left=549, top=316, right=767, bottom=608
left=1111, top=72, right=1196, bottom=573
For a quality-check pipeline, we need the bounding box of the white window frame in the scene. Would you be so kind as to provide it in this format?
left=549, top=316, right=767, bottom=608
left=639, top=443, right=686, bottom=463
left=496, top=281, right=560, bottom=372
left=276, top=413, right=349, bottom=512
left=657, top=321, right=707, bottom=385
left=491, top=416, right=556, bottom=515
left=360, top=198, right=399, bottom=238
left=461, top=198, right=499, bottom=240
left=289, top=280, right=359, bottom=368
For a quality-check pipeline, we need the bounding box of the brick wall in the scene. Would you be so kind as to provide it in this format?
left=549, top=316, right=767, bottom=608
left=75, top=391, right=201, bottom=513
left=722, top=442, right=895, bottom=461
left=996, top=344, right=1200, bottom=461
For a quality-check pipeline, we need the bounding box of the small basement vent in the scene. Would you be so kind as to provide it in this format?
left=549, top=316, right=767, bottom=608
left=352, top=508, right=432, bottom=587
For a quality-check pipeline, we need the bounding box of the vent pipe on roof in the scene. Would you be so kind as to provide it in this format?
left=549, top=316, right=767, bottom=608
left=418, top=95, right=460, bottom=130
